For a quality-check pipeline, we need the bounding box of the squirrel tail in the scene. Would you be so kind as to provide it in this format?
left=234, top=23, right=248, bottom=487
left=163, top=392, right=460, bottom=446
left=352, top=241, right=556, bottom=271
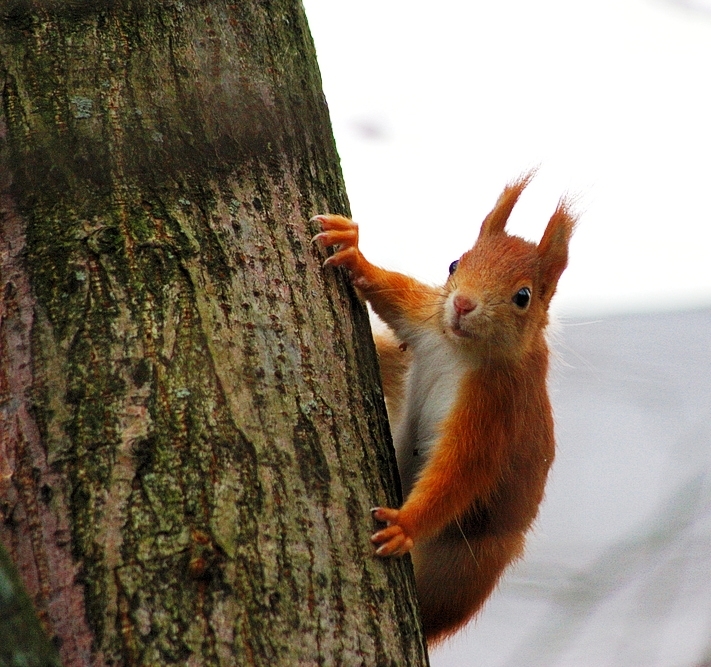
left=414, top=531, right=525, bottom=645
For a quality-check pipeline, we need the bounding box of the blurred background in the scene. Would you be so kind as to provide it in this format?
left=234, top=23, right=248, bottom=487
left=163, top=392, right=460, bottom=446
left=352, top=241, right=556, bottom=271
left=301, top=0, right=711, bottom=664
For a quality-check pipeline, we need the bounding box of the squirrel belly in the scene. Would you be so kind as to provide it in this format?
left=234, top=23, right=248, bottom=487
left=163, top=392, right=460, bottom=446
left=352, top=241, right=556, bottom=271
left=388, top=327, right=468, bottom=500
left=313, top=172, right=576, bottom=644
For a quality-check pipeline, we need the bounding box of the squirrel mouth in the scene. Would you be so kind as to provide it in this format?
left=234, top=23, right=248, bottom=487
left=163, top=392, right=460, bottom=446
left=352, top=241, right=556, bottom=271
left=449, top=323, right=472, bottom=339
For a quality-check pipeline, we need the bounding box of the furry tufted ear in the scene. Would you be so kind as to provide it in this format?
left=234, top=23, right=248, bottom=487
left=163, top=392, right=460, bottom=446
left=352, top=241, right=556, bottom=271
left=478, top=170, right=536, bottom=238
left=537, top=198, right=577, bottom=304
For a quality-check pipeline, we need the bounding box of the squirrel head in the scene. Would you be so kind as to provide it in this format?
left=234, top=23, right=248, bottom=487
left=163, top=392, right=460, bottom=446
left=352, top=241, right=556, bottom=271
left=443, top=172, right=577, bottom=362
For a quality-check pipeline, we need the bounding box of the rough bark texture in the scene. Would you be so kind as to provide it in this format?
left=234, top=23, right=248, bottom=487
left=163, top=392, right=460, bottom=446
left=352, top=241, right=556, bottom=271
left=0, top=1, right=428, bottom=665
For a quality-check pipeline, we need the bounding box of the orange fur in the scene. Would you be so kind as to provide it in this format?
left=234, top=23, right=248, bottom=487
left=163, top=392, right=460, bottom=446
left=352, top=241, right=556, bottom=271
left=312, top=173, right=576, bottom=644
left=373, top=330, right=411, bottom=427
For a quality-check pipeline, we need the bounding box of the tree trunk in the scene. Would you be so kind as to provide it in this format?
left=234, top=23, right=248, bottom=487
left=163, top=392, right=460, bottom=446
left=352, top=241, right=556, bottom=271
left=0, top=2, right=428, bottom=665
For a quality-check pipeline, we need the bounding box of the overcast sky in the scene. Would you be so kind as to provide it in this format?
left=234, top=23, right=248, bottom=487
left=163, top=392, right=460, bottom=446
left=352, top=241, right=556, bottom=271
left=302, top=0, right=711, bottom=317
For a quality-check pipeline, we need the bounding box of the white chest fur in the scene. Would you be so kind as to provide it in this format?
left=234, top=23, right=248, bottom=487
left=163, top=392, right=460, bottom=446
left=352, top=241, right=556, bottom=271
left=393, top=330, right=469, bottom=497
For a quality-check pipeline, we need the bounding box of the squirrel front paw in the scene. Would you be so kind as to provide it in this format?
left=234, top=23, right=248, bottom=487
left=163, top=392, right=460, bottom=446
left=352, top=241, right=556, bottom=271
left=371, top=507, right=415, bottom=557
left=311, top=215, right=363, bottom=273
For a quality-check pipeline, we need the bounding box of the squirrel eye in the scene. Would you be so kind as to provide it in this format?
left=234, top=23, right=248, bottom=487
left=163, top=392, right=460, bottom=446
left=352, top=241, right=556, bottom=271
left=448, top=260, right=459, bottom=276
left=513, top=287, right=531, bottom=309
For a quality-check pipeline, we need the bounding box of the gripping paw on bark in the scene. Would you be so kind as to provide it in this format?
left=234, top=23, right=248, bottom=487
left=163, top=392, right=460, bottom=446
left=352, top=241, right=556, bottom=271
left=311, top=215, right=365, bottom=274
left=371, top=507, right=415, bottom=557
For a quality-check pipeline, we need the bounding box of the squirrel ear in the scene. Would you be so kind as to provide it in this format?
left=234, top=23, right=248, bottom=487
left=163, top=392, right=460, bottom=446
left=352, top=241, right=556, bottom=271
left=478, top=170, right=536, bottom=238
left=537, top=198, right=577, bottom=304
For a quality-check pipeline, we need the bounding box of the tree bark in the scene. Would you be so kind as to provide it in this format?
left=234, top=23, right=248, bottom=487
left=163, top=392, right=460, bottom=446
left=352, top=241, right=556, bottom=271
left=0, top=2, right=428, bottom=665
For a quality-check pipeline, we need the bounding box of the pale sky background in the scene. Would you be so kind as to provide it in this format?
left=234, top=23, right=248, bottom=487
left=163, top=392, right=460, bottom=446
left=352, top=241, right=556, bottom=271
left=302, top=0, right=711, bottom=317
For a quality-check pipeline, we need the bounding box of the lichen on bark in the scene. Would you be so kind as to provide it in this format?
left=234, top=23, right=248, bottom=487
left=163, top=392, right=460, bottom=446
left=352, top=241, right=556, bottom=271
left=0, top=1, right=427, bottom=665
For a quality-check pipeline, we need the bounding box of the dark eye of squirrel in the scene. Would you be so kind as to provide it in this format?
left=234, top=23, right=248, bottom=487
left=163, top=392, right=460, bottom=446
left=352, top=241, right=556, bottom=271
left=513, top=287, right=531, bottom=309
left=448, top=260, right=459, bottom=276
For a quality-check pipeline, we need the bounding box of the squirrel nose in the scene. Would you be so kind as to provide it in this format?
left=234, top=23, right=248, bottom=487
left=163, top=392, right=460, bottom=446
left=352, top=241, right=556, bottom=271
left=453, top=294, right=476, bottom=316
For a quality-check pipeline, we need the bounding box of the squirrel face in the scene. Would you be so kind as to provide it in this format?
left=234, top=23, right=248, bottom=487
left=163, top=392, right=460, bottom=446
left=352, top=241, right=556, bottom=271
left=443, top=234, right=545, bottom=360
left=441, top=177, right=575, bottom=362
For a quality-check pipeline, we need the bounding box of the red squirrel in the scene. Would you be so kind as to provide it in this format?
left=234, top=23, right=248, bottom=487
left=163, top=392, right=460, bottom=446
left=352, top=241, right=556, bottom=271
left=313, top=173, right=576, bottom=644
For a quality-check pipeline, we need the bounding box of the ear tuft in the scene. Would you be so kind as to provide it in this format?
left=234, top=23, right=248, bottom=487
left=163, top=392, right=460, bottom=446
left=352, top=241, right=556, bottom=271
left=478, top=170, right=537, bottom=239
left=537, top=196, right=578, bottom=303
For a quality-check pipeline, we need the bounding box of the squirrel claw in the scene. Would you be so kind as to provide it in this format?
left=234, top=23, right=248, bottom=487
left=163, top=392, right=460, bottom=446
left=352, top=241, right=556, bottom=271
left=312, top=214, right=356, bottom=231
left=322, top=246, right=359, bottom=271
left=372, top=527, right=414, bottom=557
left=312, top=214, right=367, bottom=276
left=371, top=507, right=414, bottom=556
left=371, top=507, right=400, bottom=524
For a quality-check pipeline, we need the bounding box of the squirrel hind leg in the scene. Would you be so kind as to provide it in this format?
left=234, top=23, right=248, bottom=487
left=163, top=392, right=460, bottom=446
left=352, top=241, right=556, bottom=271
left=413, top=532, right=525, bottom=645
left=374, top=329, right=411, bottom=429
